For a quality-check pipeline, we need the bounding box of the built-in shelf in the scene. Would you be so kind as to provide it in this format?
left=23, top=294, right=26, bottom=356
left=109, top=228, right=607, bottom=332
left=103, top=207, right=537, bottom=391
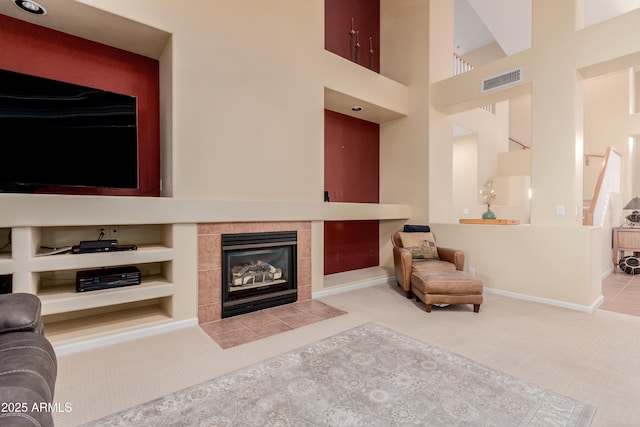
left=0, top=221, right=179, bottom=347
left=323, top=50, right=409, bottom=124
left=321, top=202, right=411, bottom=221
left=38, top=277, right=174, bottom=316
left=0, top=255, right=12, bottom=275
left=0, top=194, right=411, bottom=225
left=32, top=244, right=174, bottom=272
left=44, top=302, right=173, bottom=347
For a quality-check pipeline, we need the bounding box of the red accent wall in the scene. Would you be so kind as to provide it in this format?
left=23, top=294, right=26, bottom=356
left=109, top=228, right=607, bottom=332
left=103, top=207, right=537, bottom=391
left=324, top=110, right=379, bottom=275
left=324, top=110, right=379, bottom=203
left=324, top=220, right=379, bottom=275
left=0, top=15, right=160, bottom=197
left=325, top=0, right=380, bottom=73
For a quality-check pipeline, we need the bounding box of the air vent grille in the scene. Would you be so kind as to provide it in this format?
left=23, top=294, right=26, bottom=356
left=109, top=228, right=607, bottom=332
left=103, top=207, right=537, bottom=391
left=482, top=68, right=522, bottom=92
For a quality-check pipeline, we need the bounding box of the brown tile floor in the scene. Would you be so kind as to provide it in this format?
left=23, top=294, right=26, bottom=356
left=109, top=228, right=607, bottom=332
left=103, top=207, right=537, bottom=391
left=600, top=271, right=640, bottom=316
left=199, top=300, right=346, bottom=349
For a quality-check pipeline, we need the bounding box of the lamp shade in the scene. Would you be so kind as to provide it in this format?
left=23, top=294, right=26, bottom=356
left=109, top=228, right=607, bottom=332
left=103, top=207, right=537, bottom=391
left=624, top=197, right=640, bottom=210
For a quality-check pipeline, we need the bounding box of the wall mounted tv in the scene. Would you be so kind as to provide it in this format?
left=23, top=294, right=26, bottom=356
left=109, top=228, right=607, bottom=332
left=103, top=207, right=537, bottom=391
left=0, top=68, right=138, bottom=193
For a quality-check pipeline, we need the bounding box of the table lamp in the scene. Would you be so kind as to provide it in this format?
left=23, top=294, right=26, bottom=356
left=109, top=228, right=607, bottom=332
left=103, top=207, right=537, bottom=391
left=623, top=197, right=640, bottom=225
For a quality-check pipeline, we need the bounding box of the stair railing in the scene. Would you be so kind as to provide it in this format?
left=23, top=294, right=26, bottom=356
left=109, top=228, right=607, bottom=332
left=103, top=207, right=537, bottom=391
left=509, top=137, right=530, bottom=150
left=453, top=53, right=474, bottom=75
left=584, top=146, right=621, bottom=226
left=453, top=53, right=494, bottom=114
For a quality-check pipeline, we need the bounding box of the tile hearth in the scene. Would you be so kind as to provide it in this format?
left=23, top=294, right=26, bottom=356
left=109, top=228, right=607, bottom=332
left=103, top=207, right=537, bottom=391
left=199, top=300, right=346, bottom=349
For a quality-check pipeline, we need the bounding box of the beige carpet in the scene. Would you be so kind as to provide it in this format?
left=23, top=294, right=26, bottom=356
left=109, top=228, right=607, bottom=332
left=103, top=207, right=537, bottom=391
left=53, top=283, right=640, bottom=426
left=81, top=322, right=595, bottom=426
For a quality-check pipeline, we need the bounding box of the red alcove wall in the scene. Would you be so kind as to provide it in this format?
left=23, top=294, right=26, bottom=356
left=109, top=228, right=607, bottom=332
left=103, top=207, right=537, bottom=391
left=324, top=220, right=379, bottom=275
left=325, top=0, right=380, bottom=73
left=324, top=0, right=382, bottom=274
left=0, top=15, right=160, bottom=196
left=324, top=110, right=379, bottom=203
left=324, top=110, right=379, bottom=275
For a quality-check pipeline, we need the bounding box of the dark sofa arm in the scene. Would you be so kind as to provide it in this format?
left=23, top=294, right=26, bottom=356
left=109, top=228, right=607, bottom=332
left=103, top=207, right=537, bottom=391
left=0, top=293, right=44, bottom=335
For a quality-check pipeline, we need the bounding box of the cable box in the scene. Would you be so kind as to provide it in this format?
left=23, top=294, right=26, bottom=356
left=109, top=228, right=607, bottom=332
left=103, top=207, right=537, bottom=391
left=79, top=239, right=118, bottom=249
left=76, top=266, right=141, bottom=292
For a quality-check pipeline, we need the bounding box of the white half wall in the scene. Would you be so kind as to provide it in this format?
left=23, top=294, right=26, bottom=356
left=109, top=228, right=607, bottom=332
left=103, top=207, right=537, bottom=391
left=431, top=223, right=602, bottom=307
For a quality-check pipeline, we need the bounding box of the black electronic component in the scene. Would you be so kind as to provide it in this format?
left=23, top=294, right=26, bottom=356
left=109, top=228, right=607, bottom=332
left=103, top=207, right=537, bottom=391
left=76, top=266, right=141, bottom=292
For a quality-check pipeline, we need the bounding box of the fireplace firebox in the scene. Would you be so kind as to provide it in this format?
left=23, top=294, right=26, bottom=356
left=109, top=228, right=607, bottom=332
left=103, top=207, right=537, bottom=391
left=221, top=231, right=297, bottom=318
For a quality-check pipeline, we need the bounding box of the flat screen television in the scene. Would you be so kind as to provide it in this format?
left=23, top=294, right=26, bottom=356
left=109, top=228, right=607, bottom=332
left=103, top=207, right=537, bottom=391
left=0, top=68, right=138, bottom=193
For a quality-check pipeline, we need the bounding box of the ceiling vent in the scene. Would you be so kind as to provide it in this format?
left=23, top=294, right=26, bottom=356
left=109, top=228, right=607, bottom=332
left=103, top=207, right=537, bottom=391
left=481, top=67, right=523, bottom=93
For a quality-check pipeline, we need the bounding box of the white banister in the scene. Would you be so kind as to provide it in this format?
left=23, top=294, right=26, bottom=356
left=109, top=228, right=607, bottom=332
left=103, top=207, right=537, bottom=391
left=453, top=53, right=474, bottom=76
left=585, top=146, right=621, bottom=226
left=453, top=53, right=494, bottom=114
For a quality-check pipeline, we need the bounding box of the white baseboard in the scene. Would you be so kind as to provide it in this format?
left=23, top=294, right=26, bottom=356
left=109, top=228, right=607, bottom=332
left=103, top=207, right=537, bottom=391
left=53, top=318, right=199, bottom=356
left=602, top=267, right=614, bottom=279
left=312, top=274, right=605, bottom=314
left=484, top=287, right=604, bottom=313
left=313, top=276, right=395, bottom=299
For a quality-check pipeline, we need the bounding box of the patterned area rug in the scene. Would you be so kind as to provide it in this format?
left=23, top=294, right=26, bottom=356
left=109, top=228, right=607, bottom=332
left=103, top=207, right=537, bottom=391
left=84, top=323, right=596, bottom=426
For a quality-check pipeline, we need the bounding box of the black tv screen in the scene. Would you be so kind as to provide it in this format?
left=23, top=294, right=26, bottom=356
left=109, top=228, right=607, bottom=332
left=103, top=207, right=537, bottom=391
left=0, top=68, right=138, bottom=193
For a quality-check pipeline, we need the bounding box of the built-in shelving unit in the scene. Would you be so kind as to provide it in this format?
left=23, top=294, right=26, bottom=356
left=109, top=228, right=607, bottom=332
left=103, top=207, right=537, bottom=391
left=322, top=34, right=411, bottom=274
left=0, top=194, right=409, bottom=351
left=4, top=223, right=181, bottom=347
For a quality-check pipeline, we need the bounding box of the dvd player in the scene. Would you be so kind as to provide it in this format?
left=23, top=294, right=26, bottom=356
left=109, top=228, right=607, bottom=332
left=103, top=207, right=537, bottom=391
left=76, top=266, right=141, bottom=292
left=72, top=242, right=137, bottom=254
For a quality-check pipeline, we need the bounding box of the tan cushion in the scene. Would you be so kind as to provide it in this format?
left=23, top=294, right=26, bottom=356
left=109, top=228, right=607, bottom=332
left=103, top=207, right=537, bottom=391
left=411, top=270, right=483, bottom=295
left=398, top=232, right=439, bottom=261
left=411, top=260, right=456, bottom=272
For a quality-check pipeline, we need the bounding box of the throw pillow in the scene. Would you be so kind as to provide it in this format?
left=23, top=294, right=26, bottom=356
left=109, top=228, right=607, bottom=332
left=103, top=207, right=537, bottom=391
left=403, top=224, right=431, bottom=233
left=399, top=232, right=439, bottom=261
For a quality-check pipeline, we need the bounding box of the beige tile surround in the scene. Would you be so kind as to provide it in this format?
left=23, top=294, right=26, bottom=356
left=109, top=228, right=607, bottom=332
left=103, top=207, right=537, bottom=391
left=197, top=222, right=312, bottom=323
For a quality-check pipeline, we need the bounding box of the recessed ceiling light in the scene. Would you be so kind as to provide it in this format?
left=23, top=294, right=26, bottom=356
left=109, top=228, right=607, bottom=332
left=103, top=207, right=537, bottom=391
left=13, top=0, right=47, bottom=15
left=351, top=106, right=363, bottom=112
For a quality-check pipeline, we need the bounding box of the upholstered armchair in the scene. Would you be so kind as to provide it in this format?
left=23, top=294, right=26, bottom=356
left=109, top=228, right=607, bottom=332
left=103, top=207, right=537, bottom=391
left=391, top=229, right=465, bottom=298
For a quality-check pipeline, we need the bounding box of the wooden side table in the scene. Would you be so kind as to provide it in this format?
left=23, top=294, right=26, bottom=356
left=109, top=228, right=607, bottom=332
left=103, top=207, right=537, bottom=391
left=612, top=227, right=640, bottom=271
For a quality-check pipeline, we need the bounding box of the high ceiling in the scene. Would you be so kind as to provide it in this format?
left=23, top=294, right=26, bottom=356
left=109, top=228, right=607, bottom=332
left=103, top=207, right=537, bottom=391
left=454, top=0, right=640, bottom=57
left=453, top=0, right=640, bottom=147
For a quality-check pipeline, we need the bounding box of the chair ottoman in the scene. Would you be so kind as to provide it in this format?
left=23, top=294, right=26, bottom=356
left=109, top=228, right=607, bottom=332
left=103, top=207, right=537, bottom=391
left=410, top=270, right=483, bottom=313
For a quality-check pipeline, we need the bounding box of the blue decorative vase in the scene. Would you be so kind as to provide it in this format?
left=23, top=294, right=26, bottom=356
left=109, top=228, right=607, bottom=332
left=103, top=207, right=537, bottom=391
left=482, top=208, right=496, bottom=220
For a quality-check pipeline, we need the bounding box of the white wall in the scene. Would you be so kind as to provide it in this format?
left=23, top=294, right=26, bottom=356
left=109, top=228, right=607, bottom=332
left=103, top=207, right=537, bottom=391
left=453, top=134, right=479, bottom=219
left=432, top=222, right=603, bottom=311
left=82, top=0, right=326, bottom=202
left=427, top=0, right=640, bottom=306
left=449, top=101, right=510, bottom=192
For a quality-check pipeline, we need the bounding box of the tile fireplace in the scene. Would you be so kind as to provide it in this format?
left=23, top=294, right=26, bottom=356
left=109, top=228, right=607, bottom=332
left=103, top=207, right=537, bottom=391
left=221, top=231, right=297, bottom=318
left=197, top=222, right=311, bottom=325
